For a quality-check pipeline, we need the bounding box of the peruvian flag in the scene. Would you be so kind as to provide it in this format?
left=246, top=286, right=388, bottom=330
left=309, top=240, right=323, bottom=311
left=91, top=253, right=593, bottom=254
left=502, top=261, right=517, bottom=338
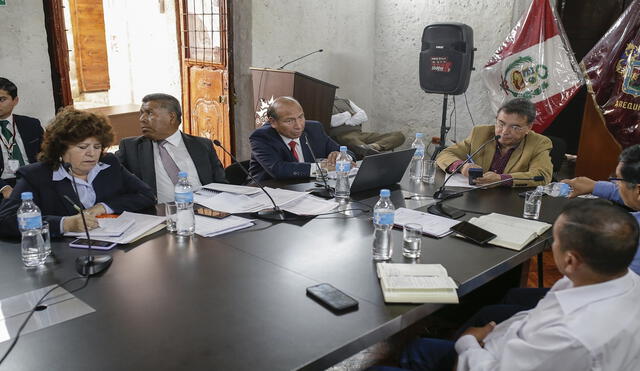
left=482, top=0, right=583, bottom=133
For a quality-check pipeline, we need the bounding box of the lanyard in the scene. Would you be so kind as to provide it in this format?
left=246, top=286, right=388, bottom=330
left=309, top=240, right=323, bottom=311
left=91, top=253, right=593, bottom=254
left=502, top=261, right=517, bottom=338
left=0, top=119, right=19, bottom=157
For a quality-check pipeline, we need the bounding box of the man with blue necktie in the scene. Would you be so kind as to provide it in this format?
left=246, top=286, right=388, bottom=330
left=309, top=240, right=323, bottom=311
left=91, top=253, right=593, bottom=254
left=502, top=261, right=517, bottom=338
left=0, top=78, right=44, bottom=199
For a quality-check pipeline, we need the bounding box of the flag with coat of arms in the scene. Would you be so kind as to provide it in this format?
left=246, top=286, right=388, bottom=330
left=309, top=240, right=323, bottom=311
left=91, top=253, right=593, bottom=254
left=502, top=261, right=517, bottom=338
left=580, top=0, right=640, bottom=148
left=482, top=0, right=583, bottom=132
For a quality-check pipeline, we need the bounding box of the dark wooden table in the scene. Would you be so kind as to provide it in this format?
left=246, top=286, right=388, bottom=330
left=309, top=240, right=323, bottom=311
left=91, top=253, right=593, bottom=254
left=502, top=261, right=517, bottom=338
left=0, top=174, right=572, bottom=370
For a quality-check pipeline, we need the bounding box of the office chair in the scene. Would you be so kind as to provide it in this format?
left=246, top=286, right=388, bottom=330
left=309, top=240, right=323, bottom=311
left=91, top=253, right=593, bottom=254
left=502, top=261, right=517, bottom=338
left=224, top=160, right=250, bottom=185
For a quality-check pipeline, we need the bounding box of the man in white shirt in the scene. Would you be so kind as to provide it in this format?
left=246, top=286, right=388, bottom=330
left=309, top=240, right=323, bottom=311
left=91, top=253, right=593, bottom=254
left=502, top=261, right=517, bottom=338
left=373, top=200, right=640, bottom=371
left=117, top=93, right=227, bottom=203
left=330, top=97, right=405, bottom=158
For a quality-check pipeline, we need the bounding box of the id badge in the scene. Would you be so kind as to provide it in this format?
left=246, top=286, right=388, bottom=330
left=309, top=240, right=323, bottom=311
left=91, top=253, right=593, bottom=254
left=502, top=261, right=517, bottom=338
left=7, top=159, right=20, bottom=173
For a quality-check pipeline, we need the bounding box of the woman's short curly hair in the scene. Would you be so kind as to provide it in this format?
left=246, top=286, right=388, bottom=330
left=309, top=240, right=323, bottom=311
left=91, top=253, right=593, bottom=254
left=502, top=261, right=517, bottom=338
left=39, top=106, right=114, bottom=169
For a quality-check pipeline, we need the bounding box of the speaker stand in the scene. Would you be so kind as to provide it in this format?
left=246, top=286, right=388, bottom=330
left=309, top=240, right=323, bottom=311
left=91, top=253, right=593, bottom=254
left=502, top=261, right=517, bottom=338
left=430, top=94, right=449, bottom=160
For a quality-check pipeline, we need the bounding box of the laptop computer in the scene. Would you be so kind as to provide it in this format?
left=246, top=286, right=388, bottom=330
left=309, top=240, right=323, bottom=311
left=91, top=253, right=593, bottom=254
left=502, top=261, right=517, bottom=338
left=348, top=148, right=416, bottom=193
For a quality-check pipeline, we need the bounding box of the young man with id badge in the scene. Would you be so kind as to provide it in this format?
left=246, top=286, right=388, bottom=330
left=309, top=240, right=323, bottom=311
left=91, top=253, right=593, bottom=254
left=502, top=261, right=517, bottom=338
left=0, top=78, right=44, bottom=199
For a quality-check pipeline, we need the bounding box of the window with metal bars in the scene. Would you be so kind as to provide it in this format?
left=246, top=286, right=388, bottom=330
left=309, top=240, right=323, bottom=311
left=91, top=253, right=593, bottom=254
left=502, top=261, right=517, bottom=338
left=182, top=0, right=227, bottom=65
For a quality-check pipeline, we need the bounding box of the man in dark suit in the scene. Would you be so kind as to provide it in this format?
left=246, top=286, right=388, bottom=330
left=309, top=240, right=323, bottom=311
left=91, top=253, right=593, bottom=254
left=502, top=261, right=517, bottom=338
left=249, top=96, right=354, bottom=181
left=0, top=77, right=44, bottom=199
left=117, top=93, right=227, bottom=203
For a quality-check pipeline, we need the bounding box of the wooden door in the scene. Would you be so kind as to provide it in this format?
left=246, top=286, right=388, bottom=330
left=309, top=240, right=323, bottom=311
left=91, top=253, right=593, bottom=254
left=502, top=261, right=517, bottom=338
left=177, top=0, right=232, bottom=166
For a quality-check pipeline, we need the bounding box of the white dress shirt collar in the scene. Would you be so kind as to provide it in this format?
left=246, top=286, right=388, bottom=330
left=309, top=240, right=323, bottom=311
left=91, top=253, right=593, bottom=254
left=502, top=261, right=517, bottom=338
left=553, top=270, right=636, bottom=315
left=163, top=129, right=182, bottom=146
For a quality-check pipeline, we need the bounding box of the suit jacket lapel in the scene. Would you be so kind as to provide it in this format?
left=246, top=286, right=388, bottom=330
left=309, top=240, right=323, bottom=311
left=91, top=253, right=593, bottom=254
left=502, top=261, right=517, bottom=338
left=267, top=126, right=297, bottom=162
left=54, top=178, right=82, bottom=215
left=182, top=132, right=211, bottom=184
left=139, top=138, right=157, bottom=192
left=300, top=132, right=313, bottom=163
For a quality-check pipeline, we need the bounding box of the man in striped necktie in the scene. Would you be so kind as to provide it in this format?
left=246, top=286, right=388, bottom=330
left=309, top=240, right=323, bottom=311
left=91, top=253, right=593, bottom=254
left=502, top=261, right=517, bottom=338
left=0, top=77, right=44, bottom=199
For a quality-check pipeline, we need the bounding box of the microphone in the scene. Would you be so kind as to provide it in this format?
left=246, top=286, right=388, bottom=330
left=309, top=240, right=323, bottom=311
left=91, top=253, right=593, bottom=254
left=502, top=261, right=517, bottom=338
left=212, top=140, right=298, bottom=221
left=302, top=133, right=334, bottom=199
left=277, top=49, right=323, bottom=70
left=432, top=135, right=500, bottom=200
left=62, top=163, right=112, bottom=276
left=428, top=176, right=545, bottom=219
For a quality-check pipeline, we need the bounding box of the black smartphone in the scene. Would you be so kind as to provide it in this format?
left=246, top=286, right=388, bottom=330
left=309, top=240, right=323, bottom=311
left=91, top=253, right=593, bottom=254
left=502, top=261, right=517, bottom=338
left=450, top=221, right=497, bottom=245
left=194, top=205, right=231, bottom=219
left=69, top=238, right=117, bottom=250
left=306, top=283, right=359, bottom=313
left=468, top=167, right=483, bottom=185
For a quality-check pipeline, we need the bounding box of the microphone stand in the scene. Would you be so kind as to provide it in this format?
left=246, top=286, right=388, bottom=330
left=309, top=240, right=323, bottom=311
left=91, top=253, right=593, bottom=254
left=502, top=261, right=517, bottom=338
left=212, top=140, right=299, bottom=221
left=63, top=164, right=112, bottom=276
left=302, top=134, right=334, bottom=199
left=432, top=135, right=500, bottom=200
left=278, top=49, right=323, bottom=70
left=428, top=176, right=545, bottom=219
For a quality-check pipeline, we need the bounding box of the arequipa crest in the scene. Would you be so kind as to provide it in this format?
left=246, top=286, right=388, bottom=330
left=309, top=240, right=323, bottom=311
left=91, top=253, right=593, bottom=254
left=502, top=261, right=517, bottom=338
left=499, top=56, right=549, bottom=98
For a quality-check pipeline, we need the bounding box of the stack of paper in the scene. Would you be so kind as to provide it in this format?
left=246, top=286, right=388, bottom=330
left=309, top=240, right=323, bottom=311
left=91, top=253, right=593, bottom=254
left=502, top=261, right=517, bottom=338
left=466, top=213, right=552, bottom=251
left=445, top=174, right=476, bottom=188
left=394, top=208, right=459, bottom=237
left=377, top=263, right=458, bottom=303
left=194, top=186, right=337, bottom=216
left=201, top=183, right=262, bottom=195
left=86, top=212, right=166, bottom=244
left=65, top=215, right=135, bottom=237
left=194, top=215, right=254, bottom=237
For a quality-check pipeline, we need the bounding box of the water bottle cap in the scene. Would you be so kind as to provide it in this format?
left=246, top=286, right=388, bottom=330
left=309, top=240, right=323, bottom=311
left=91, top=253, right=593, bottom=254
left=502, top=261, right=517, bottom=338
left=339, top=146, right=347, bottom=152
left=21, top=192, right=33, bottom=200
left=415, top=133, right=424, bottom=138
left=178, top=171, right=188, bottom=178
left=380, top=189, right=390, bottom=197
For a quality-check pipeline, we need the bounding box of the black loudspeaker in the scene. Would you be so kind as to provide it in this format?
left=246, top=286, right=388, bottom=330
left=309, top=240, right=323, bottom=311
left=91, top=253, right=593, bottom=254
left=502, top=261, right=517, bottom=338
left=419, top=23, right=474, bottom=95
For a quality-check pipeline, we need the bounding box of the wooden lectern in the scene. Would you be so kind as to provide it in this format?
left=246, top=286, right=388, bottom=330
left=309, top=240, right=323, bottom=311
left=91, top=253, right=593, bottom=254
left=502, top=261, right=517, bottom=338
left=250, top=68, right=338, bottom=132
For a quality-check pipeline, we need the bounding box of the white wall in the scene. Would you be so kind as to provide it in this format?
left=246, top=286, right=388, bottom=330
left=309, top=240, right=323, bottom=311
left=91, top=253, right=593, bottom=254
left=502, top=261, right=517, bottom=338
left=103, top=0, right=181, bottom=105
left=242, top=0, right=522, bottom=150
left=251, top=0, right=376, bottom=116
left=0, top=0, right=55, bottom=125
left=372, top=0, right=516, bottom=146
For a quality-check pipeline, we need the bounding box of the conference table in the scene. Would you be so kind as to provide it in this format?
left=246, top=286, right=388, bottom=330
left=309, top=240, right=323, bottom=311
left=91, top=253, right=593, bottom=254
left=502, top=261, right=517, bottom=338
left=0, top=172, right=574, bottom=370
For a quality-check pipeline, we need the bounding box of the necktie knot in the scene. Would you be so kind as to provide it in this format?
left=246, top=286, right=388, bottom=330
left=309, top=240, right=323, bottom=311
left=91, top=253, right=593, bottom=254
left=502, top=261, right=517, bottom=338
left=0, top=120, right=9, bottom=129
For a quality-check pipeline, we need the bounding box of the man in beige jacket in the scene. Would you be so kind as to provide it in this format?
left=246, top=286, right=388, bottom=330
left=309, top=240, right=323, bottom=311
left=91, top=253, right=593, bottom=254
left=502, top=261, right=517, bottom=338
left=435, top=98, right=552, bottom=187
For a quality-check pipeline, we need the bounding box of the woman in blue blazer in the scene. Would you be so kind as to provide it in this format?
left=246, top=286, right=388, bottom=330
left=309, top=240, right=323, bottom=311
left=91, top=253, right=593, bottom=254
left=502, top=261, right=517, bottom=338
left=0, top=107, right=155, bottom=238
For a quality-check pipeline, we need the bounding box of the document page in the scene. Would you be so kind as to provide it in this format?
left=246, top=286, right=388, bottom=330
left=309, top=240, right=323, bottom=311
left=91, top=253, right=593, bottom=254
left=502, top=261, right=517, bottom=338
left=394, top=208, right=459, bottom=237
left=201, top=183, right=262, bottom=195
left=64, top=215, right=135, bottom=237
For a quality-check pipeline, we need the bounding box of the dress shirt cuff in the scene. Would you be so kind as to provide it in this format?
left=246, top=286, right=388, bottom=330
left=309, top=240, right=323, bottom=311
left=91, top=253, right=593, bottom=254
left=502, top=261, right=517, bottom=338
left=100, top=202, right=114, bottom=214
left=447, top=160, right=465, bottom=173
left=309, top=165, right=316, bottom=177
left=454, top=334, right=482, bottom=354
left=60, top=217, right=66, bottom=234
left=499, top=174, right=513, bottom=187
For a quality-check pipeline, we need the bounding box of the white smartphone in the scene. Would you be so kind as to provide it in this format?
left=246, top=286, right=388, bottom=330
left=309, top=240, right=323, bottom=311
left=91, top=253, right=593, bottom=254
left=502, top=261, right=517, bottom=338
left=69, top=238, right=117, bottom=250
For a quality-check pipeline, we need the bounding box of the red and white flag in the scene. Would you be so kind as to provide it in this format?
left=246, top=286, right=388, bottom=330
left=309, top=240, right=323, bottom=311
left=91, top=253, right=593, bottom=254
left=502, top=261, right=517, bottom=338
left=482, top=0, right=583, bottom=132
left=581, top=0, right=640, bottom=148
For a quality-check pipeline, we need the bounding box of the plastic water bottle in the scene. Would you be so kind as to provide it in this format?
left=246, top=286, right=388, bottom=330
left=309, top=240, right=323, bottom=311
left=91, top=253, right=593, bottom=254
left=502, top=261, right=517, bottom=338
left=536, top=182, right=572, bottom=197
left=334, top=146, right=351, bottom=201
left=17, top=192, right=46, bottom=267
left=373, top=189, right=395, bottom=261
left=409, top=133, right=426, bottom=181
left=175, top=172, right=195, bottom=236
